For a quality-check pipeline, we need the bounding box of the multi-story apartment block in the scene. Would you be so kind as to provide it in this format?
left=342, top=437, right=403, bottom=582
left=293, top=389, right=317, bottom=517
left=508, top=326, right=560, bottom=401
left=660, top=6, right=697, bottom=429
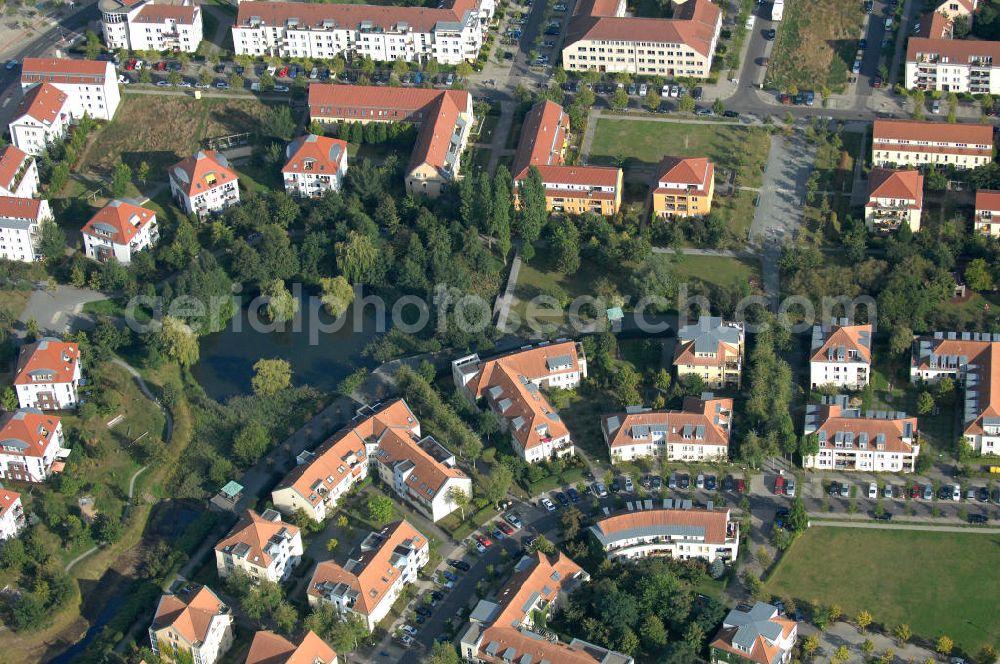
left=802, top=395, right=920, bottom=472
left=710, top=602, right=797, bottom=664
left=231, top=0, right=494, bottom=65
left=20, top=58, right=121, bottom=122
left=283, top=134, right=349, bottom=198
left=511, top=100, right=623, bottom=215
left=169, top=150, right=240, bottom=217
left=0, top=145, right=40, bottom=198
left=8, top=82, right=71, bottom=156
left=0, top=196, right=52, bottom=263
left=0, top=487, right=25, bottom=540
left=309, top=85, right=473, bottom=198
left=809, top=319, right=873, bottom=390
left=245, top=631, right=338, bottom=664
left=905, top=38, right=1000, bottom=94
left=149, top=584, right=234, bottom=664
left=602, top=394, right=733, bottom=463
left=591, top=507, right=739, bottom=563
left=14, top=338, right=81, bottom=410
left=453, top=341, right=587, bottom=463
left=974, top=189, right=1000, bottom=236
left=652, top=155, right=715, bottom=218
left=215, top=509, right=303, bottom=584
left=100, top=0, right=203, bottom=53
left=911, top=331, right=1000, bottom=455
left=81, top=199, right=159, bottom=264
left=308, top=520, right=429, bottom=631
left=0, top=409, right=69, bottom=482
left=460, top=551, right=634, bottom=664
left=865, top=167, right=923, bottom=233
left=563, top=0, right=721, bottom=77
left=871, top=119, right=993, bottom=169
left=674, top=316, right=744, bottom=389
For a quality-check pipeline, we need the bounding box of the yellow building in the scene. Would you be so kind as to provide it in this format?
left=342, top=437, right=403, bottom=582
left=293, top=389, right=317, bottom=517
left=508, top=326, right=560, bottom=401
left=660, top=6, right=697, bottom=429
left=674, top=316, right=744, bottom=389
left=975, top=190, right=1000, bottom=237
left=652, top=155, right=715, bottom=218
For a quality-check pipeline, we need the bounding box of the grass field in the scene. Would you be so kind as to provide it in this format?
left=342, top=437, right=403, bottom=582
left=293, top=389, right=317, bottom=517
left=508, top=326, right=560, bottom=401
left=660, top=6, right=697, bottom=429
left=767, top=527, right=1000, bottom=652
left=652, top=253, right=760, bottom=291
left=764, top=0, right=866, bottom=92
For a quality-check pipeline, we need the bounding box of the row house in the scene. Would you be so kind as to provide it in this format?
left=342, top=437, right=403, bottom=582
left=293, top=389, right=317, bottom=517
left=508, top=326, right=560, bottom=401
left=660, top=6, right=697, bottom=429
left=307, top=520, right=428, bottom=631
left=809, top=319, right=873, bottom=390
left=602, top=394, right=733, bottom=464
left=0, top=195, right=52, bottom=263
left=453, top=341, right=587, bottom=463
left=865, top=167, right=924, bottom=233
left=169, top=150, right=241, bottom=217
left=871, top=118, right=993, bottom=170
left=802, top=395, right=920, bottom=472
left=590, top=507, right=740, bottom=563
left=974, top=189, right=1000, bottom=236
left=710, top=602, right=797, bottom=664
left=460, top=551, right=634, bottom=664
left=244, top=631, right=338, bottom=664
left=8, top=82, right=72, bottom=156
left=0, top=409, right=70, bottom=482
left=100, top=0, right=203, bottom=52
left=652, top=155, right=715, bottom=219
left=562, top=0, right=721, bottom=78
left=308, top=85, right=474, bottom=198
left=674, top=316, right=744, bottom=389
left=0, top=488, right=25, bottom=541
left=911, top=331, right=1000, bottom=455
left=149, top=584, right=234, bottom=664
left=231, top=0, right=494, bottom=65
left=81, top=199, right=159, bottom=264
left=905, top=37, right=1000, bottom=94
left=14, top=338, right=81, bottom=411
left=20, top=58, right=121, bottom=122
left=214, top=509, right=304, bottom=584
left=0, top=145, right=40, bottom=198
left=282, top=134, right=350, bottom=198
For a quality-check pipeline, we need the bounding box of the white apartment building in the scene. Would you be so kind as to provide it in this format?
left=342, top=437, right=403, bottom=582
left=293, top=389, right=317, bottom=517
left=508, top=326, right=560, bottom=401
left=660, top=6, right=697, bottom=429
left=905, top=37, right=1000, bottom=94
left=865, top=168, right=924, bottom=233
left=0, top=409, right=69, bottom=483
left=872, top=118, right=993, bottom=169
left=231, top=0, right=494, bottom=65
left=215, top=509, right=303, bottom=584
left=81, top=199, right=159, bottom=264
left=809, top=320, right=873, bottom=390
left=0, top=488, right=25, bottom=541
left=14, top=338, right=81, bottom=410
left=169, top=150, right=240, bottom=217
left=100, top=0, right=203, bottom=53
left=710, top=603, right=797, bottom=664
left=0, top=196, right=52, bottom=263
left=20, top=58, right=121, bottom=122
left=149, top=584, right=234, bottom=664
left=283, top=134, right=349, bottom=198
left=308, top=520, right=429, bottom=631
left=974, top=189, right=1000, bottom=237
left=8, top=82, right=71, bottom=156
left=0, top=145, right=40, bottom=198
left=802, top=395, right=920, bottom=472
left=602, top=395, right=733, bottom=464
left=590, top=507, right=739, bottom=564
left=673, top=316, right=745, bottom=389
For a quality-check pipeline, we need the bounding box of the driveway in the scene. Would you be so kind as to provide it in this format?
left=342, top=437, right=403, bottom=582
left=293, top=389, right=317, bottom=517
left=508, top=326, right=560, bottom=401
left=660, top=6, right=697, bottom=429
left=16, top=284, right=108, bottom=338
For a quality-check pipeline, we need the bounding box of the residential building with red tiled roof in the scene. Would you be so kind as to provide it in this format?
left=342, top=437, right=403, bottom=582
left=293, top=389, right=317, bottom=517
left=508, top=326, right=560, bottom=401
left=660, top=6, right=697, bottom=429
left=14, top=338, right=81, bottom=410
left=652, top=155, right=715, bottom=218
left=7, top=82, right=71, bottom=156
left=905, top=34, right=1000, bottom=94
left=709, top=602, right=797, bottom=664
left=283, top=134, right=350, bottom=198
left=809, top=319, right=873, bottom=390
left=0, top=145, right=39, bottom=198
left=802, top=394, right=919, bottom=472
left=231, top=0, right=494, bottom=65
left=244, top=630, right=338, bottom=664
left=0, top=195, right=53, bottom=263
left=674, top=316, right=745, bottom=389
left=865, top=167, right=924, bottom=233
left=169, top=150, right=240, bottom=217
left=563, top=0, right=722, bottom=77
left=0, top=487, right=25, bottom=541
left=0, top=408, right=69, bottom=482
left=20, top=58, right=120, bottom=121
left=308, top=520, right=429, bottom=630
left=974, top=189, right=1000, bottom=236
left=460, top=552, right=634, bottom=664
left=81, top=199, right=159, bottom=264
left=215, top=509, right=303, bottom=584
left=602, top=394, right=733, bottom=463
left=309, top=85, right=474, bottom=198
left=100, top=0, right=203, bottom=53
left=149, top=584, right=234, bottom=664
left=872, top=119, right=993, bottom=170
left=453, top=341, right=587, bottom=463
left=591, top=506, right=739, bottom=563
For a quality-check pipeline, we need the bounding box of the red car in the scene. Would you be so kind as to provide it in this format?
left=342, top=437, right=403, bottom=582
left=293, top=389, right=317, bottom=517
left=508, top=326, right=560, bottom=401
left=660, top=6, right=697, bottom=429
left=155, top=61, right=166, bottom=71
left=736, top=478, right=746, bottom=494
left=277, top=66, right=289, bottom=78
left=476, top=534, right=492, bottom=548
left=125, top=58, right=137, bottom=70
left=911, top=484, right=921, bottom=499
left=779, top=93, right=792, bottom=104
left=496, top=521, right=514, bottom=536
left=872, top=76, right=883, bottom=88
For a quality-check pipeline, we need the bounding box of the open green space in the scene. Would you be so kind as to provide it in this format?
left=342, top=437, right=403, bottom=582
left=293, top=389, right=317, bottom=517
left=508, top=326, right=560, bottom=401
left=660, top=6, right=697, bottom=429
left=767, top=527, right=1000, bottom=652
left=653, top=253, right=760, bottom=291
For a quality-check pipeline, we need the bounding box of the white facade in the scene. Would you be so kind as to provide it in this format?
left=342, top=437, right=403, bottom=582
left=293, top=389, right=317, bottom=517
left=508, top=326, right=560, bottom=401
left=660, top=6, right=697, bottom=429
left=15, top=373, right=80, bottom=410
left=20, top=59, right=121, bottom=122
left=808, top=322, right=873, bottom=390
left=0, top=199, right=51, bottom=263
left=169, top=151, right=241, bottom=217
left=802, top=396, right=920, bottom=473
left=591, top=509, right=739, bottom=564
left=0, top=414, right=68, bottom=483
left=171, top=177, right=239, bottom=216
left=149, top=587, right=234, bottom=664
left=82, top=219, right=158, bottom=263
left=82, top=202, right=159, bottom=264
left=14, top=339, right=82, bottom=411
left=101, top=0, right=204, bottom=53
left=8, top=96, right=70, bottom=157
left=215, top=510, right=304, bottom=584
left=0, top=491, right=25, bottom=541
left=282, top=135, right=349, bottom=198
left=0, top=148, right=39, bottom=198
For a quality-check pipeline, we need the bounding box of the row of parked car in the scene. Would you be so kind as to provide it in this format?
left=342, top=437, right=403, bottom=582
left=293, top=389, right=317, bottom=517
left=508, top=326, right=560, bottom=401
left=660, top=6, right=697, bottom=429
left=472, top=511, right=525, bottom=552
left=827, top=480, right=999, bottom=504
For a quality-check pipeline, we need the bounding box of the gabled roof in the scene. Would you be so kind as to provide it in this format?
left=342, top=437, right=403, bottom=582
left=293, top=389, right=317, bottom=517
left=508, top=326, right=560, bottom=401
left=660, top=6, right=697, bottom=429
left=0, top=145, right=32, bottom=191
left=566, top=0, right=720, bottom=56
left=655, top=155, right=713, bottom=187
left=150, top=585, right=228, bottom=647
left=975, top=189, right=1000, bottom=212
left=81, top=199, right=156, bottom=244
left=804, top=397, right=917, bottom=455
left=674, top=316, right=744, bottom=367
left=215, top=510, right=300, bottom=569
left=13, top=338, right=79, bottom=386
left=866, top=168, right=923, bottom=209
left=872, top=119, right=993, bottom=146
left=134, top=3, right=197, bottom=23
left=407, top=90, right=469, bottom=175
left=810, top=323, right=873, bottom=364
left=512, top=100, right=569, bottom=177
left=710, top=602, right=796, bottom=664
left=235, top=0, right=480, bottom=36
left=282, top=134, right=349, bottom=176
left=169, top=150, right=238, bottom=197
left=20, top=57, right=112, bottom=86
left=15, top=82, right=69, bottom=126
left=0, top=195, right=44, bottom=221
left=0, top=408, right=60, bottom=458
left=0, top=488, right=21, bottom=521
left=907, top=36, right=1000, bottom=62
left=244, top=630, right=338, bottom=664
left=534, top=164, right=621, bottom=189
left=602, top=395, right=733, bottom=449
left=591, top=507, right=732, bottom=546
left=372, top=428, right=467, bottom=499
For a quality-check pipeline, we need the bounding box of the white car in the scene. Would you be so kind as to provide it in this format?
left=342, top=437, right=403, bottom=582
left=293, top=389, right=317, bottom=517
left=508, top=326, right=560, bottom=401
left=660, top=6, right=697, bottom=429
left=117, top=74, right=129, bottom=85
left=638, top=83, right=647, bottom=96
left=474, top=540, right=487, bottom=553
left=266, top=65, right=277, bottom=75
left=670, top=85, right=679, bottom=97
left=661, top=84, right=670, bottom=96
left=952, top=484, right=962, bottom=501
left=401, top=625, right=418, bottom=637
left=868, top=482, right=877, bottom=500
left=540, top=497, right=556, bottom=511
left=397, top=634, right=414, bottom=647
left=785, top=478, right=796, bottom=497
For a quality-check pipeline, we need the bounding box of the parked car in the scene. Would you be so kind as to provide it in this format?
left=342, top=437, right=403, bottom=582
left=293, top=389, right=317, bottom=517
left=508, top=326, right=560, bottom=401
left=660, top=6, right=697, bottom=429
left=839, top=483, right=850, bottom=498
left=723, top=475, right=734, bottom=491
left=828, top=482, right=841, bottom=496
left=910, top=484, right=921, bottom=499
left=638, top=83, right=648, bottom=96
left=505, top=512, right=523, bottom=529
left=277, top=66, right=289, bottom=77
left=873, top=511, right=893, bottom=521
left=696, top=474, right=705, bottom=489
left=868, top=482, right=878, bottom=500
left=651, top=476, right=663, bottom=490
left=966, top=489, right=977, bottom=501
left=723, top=109, right=739, bottom=118
left=932, top=99, right=941, bottom=114
left=774, top=474, right=786, bottom=495
left=763, top=28, right=776, bottom=40
left=623, top=475, right=635, bottom=492
left=539, top=496, right=556, bottom=512
left=4, top=59, right=17, bottom=70
left=784, top=478, right=795, bottom=497
left=415, top=605, right=432, bottom=617
left=610, top=477, right=621, bottom=492
left=401, top=625, right=418, bottom=637
left=737, top=478, right=746, bottom=494
left=978, top=487, right=990, bottom=502
left=692, top=86, right=703, bottom=100
left=497, top=521, right=514, bottom=536
left=872, top=75, right=883, bottom=88
left=554, top=491, right=569, bottom=506
left=273, top=85, right=290, bottom=92
left=883, top=484, right=894, bottom=499
left=679, top=474, right=690, bottom=489
left=448, top=559, right=470, bottom=571
left=694, top=106, right=713, bottom=116
left=923, top=484, right=934, bottom=500
left=476, top=533, right=493, bottom=548
left=566, top=487, right=580, bottom=503
left=969, top=513, right=988, bottom=524
left=952, top=484, right=962, bottom=501
left=215, top=81, right=230, bottom=89
left=593, top=482, right=608, bottom=497
left=669, top=473, right=678, bottom=489
left=491, top=527, right=505, bottom=541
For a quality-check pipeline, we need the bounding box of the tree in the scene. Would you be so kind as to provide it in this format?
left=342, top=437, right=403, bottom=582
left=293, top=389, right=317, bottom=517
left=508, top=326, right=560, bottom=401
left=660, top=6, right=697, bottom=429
left=855, top=609, right=872, bottom=633
left=640, top=614, right=668, bottom=649
left=92, top=513, right=123, bottom=543
left=233, top=420, right=269, bottom=464
left=611, top=86, right=629, bottom=110
left=447, top=485, right=470, bottom=520
left=982, top=93, right=994, bottom=116
left=320, top=276, right=354, bottom=317
left=167, top=70, right=182, bottom=86
left=861, top=639, right=875, bottom=656
left=482, top=464, right=513, bottom=508
left=948, top=91, right=959, bottom=123
left=645, top=88, right=661, bottom=112
left=832, top=645, right=849, bottom=663
left=492, top=165, right=513, bottom=256
left=654, top=368, right=671, bottom=393
left=936, top=635, right=954, bottom=657
left=428, top=642, right=460, bottom=664
left=158, top=316, right=199, bottom=367
left=1, top=387, right=17, bottom=412
left=274, top=601, right=298, bottom=634
left=549, top=219, right=581, bottom=274
left=258, top=71, right=275, bottom=91
left=262, top=106, right=296, bottom=141
left=252, top=358, right=292, bottom=396
left=913, top=89, right=926, bottom=120
left=515, top=167, right=548, bottom=254
left=798, top=433, right=819, bottom=461
left=889, top=324, right=913, bottom=357
left=788, top=496, right=808, bottom=533
left=456, top=61, right=473, bottom=78
left=12, top=593, right=47, bottom=630
left=678, top=94, right=695, bottom=113
left=367, top=494, right=394, bottom=525
left=38, top=219, right=66, bottom=260
left=802, top=634, right=819, bottom=657
left=965, top=257, right=994, bottom=291
left=893, top=623, right=911, bottom=644
left=137, top=160, right=150, bottom=186
left=713, top=98, right=724, bottom=115
left=916, top=390, right=935, bottom=415
left=229, top=73, right=244, bottom=89
left=264, top=279, right=298, bottom=323
left=529, top=534, right=555, bottom=554
left=83, top=30, right=101, bottom=60
left=335, top=231, right=381, bottom=285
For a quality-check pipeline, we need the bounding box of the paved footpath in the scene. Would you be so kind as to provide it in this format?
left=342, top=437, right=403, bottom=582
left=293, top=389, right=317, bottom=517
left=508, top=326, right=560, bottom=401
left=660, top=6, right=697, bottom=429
left=810, top=518, right=1000, bottom=534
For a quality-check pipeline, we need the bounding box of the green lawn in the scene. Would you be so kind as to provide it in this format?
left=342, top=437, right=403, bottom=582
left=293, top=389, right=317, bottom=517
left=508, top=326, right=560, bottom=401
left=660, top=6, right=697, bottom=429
left=768, top=528, right=1000, bottom=653
left=652, top=253, right=760, bottom=291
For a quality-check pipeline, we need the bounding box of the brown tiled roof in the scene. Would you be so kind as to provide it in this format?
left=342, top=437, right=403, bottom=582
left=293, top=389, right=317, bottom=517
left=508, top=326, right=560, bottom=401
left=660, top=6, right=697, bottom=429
left=866, top=168, right=923, bottom=209
left=151, top=585, right=228, bottom=646
left=282, top=134, right=349, bottom=176
left=872, top=119, right=993, bottom=146
left=0, top=409, right=61, bottom=459
left=0, top=195, right=43, bottom=221
left=655, top=155, right=713, bottom=187
left=170, top=150, right=238, bottom=197
left=14, top=338, right=79, bottom=386
left=710, top=611, right=796, bottom=664
left=372, top=428, right=467, bottom=497
left=244, top=630, right=338, bottom=664
left=215, top=510, right=300, bottom=569
left=0, top=146, right=31, bottom=191
left=512, top=100, right=569, bottom=176
left=975, top=189, right=1000, bottom=211
left=236, top=0, right=479, bottom=35
left=21, top=57, right=111, bottom=86
left=406, top=91, right=463, bottom=175
left=567, top=0, right=720, bottom=56
left=81, top=199, right=156, bottom=244
left=907, top=36, right=1000, bottom=62
left=534, top=164, right=620, bottom=188
left=673, top=337, right=740, bottom=368
left=134, top=4, right=197, bottom=23
left=912, top=336, right=1000, bottom=437
left=592, top=507, right=731, bottom=544
left=602, top=395, right=732, bottom=450
left=17, top=82, right=69, bottom=125
left=916, top=10, right=953, bottom=38
left=811, top=403, right=917, bottom=454
left=0, top=488, right=21, bottom=521
left=573, top=0, right=624, bottom=17
left=811, top=324, right=873, bottom=364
